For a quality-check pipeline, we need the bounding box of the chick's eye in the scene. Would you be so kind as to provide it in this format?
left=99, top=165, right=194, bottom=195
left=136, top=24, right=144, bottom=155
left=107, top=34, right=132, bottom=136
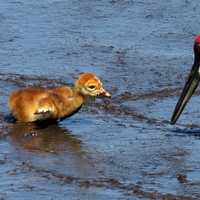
left=88, top=85, right=96, bottom=90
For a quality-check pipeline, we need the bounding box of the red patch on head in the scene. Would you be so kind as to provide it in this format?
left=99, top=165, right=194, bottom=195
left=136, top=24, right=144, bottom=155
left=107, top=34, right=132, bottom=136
left=195, top=34, right=200, bottom=44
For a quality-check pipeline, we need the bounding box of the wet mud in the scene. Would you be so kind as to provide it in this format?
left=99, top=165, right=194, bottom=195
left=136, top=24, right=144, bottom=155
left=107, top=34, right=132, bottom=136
left=1, top=0, right=200, bottom=199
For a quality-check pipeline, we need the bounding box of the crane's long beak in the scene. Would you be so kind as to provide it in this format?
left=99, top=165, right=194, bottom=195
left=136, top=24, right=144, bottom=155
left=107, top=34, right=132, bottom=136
left=171, top=66, right=200, bottom=124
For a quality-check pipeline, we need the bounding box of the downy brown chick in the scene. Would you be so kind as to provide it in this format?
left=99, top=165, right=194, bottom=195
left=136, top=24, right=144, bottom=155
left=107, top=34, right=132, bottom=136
left=9, top=72, right=111, bottom=122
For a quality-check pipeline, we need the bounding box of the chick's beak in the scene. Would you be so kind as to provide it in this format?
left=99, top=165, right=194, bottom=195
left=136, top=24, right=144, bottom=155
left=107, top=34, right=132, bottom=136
left=100, top=88, right=111, bottom=97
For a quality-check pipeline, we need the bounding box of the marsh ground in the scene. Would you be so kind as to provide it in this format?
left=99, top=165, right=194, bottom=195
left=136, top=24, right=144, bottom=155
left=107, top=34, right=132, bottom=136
left=1, top=0, right=200, bottom=199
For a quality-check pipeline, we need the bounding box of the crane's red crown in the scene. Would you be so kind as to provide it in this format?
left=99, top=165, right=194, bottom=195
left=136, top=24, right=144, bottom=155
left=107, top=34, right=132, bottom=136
left=195, top=34, right=200, bottom=44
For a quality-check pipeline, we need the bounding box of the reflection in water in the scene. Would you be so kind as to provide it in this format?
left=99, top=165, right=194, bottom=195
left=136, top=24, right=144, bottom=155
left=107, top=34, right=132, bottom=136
left=8, top=122, right=84, bottom=153
left=171, top=127, right=200, bottom=139
left=8, top=122, right=99, bottom=178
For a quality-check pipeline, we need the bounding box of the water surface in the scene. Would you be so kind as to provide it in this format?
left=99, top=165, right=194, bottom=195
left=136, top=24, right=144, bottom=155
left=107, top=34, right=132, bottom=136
left=1, top=0, right=200, bottom=199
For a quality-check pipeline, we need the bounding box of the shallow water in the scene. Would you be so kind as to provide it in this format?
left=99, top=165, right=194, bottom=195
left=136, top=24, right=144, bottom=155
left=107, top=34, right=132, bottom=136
left=1, top=0, right=200, bottom=199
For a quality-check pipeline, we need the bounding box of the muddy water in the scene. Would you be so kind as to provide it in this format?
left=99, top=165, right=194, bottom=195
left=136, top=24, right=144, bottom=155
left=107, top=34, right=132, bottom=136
left=1, top=0, right=200, bottom=199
